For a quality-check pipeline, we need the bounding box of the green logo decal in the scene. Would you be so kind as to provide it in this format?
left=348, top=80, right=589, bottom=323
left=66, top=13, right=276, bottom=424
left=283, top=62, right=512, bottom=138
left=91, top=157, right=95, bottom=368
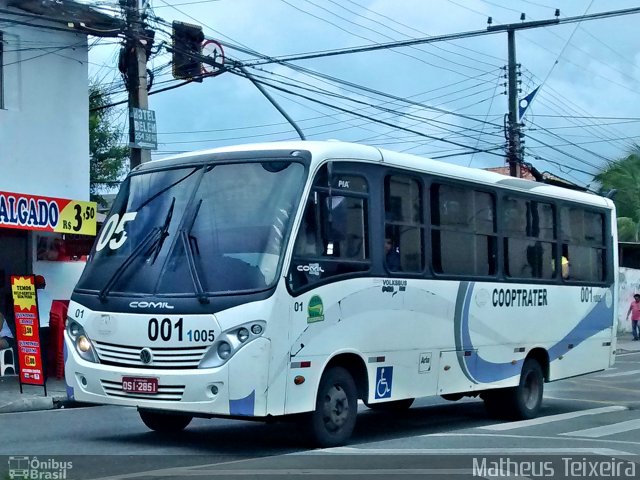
left=307, top=295, right=325, bottom=323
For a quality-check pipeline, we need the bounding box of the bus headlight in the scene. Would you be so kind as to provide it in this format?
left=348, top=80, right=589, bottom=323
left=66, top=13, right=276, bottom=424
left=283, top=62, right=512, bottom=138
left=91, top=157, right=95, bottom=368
left=66, top=319, right=99, bottom=363
left=217, top=341, right=232, bottom=359
left=199, top=320, right=266, bottom=369
left=251, top=324, right=263, bottom=335
left=77, top=336, right=92, bottom=353
left=66, top=319, right=82, bottom=340
left=69, top=322, right=81, bottom=338
left=237, top=328, right=250, bottom=343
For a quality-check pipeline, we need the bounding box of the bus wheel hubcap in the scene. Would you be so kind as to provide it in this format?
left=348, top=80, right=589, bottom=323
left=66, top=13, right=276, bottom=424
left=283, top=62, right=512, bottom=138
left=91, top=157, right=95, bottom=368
left=323, top=384, right=349, bottom=431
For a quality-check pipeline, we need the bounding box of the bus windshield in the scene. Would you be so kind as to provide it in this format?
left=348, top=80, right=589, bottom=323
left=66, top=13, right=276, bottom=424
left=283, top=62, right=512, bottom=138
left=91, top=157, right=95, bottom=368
left=77, top=160, right=306, bottom=296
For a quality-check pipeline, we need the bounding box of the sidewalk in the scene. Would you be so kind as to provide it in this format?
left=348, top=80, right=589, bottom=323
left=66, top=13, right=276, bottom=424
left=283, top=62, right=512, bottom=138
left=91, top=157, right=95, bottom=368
left=616, top=333, right=640, bottom=354
left=0, top=375, right=69, bottom=414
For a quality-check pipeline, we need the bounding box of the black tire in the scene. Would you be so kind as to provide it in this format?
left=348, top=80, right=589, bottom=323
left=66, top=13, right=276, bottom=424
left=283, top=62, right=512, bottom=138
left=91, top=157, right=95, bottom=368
left=509, top=358, right=544, bottom=419
left=308, top=367, right=358, bottom=448
left=483, top=358, right=544, bottom=420
left=367, top=398, right=415, bottom=411
left=139, top=410, right=193, bottom=433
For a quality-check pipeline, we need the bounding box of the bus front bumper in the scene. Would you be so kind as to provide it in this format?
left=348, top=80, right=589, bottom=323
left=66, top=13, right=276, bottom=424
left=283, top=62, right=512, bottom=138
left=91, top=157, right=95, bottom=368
left=64, top=336, right=269, bottom=417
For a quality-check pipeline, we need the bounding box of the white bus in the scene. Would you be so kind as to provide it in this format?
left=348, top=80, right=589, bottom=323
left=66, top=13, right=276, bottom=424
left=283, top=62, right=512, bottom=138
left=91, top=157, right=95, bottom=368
left=64, top=141, right=617, bottom=447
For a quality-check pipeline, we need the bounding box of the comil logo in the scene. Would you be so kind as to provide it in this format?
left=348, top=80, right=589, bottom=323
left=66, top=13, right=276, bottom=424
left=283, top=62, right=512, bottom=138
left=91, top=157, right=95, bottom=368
left=8, top=456, right=73, bottom=479
left=129, top=301, right=174, bottom=309
left=297, top=263, right=325, bottom=276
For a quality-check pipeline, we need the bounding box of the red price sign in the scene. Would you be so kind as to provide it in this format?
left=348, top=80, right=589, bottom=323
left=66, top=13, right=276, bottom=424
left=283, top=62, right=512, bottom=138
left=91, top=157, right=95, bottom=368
left=10, top=275, right=45, bottom=386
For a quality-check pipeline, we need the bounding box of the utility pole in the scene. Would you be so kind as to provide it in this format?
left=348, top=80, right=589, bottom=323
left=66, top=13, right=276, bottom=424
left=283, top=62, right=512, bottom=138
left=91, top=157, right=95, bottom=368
left=488, top=17, right=560, bottom=178
left=123, top=0, right=151, bottom=169
left=506, top=28, right=521, bottom=178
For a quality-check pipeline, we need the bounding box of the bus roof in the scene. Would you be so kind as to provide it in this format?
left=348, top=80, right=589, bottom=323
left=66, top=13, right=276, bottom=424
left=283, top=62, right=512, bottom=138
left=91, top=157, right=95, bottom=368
left=142, top=140, right=613, bottom=210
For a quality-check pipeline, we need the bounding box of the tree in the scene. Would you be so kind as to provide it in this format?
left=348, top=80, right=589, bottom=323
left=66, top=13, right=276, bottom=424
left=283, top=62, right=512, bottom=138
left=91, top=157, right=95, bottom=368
left=89, top=84, right=129, bottom=207
left=594, top=145, right=640, bottom=242
left=617, top=217, right=638, bottom=242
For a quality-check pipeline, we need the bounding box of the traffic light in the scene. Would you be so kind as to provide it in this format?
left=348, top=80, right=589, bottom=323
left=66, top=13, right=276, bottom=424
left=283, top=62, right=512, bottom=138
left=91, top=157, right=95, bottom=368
left=172, top=21, right=204, bottom=81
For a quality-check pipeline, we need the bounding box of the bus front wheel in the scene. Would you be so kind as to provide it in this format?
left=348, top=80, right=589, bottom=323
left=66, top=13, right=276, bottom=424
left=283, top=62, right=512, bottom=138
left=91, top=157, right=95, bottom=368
left=139, top=410, right=193, bottom=433
left=308, top=366, right=358, bottom=447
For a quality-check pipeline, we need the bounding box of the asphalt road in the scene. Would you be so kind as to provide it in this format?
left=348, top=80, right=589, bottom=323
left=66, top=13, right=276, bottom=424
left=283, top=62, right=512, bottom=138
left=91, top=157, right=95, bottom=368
left=1, top=352, right=639, bottom=479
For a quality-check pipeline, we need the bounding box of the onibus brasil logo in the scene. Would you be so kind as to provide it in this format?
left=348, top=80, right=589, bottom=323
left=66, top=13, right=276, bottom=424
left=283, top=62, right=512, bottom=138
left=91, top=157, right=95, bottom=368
left=7, top=456, right=72, bottom=479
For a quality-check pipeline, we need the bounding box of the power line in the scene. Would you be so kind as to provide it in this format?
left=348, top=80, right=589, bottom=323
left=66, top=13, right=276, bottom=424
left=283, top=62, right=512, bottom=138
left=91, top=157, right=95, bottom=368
left=149, top=4, right=506, bottom=129
left=229, top=68, right=506, bottom=158
left=242, top=7, right=640, bottom=66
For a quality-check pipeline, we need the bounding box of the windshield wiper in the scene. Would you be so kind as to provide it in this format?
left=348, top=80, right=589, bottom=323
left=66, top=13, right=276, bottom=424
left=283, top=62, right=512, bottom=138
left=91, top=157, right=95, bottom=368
left=180, top=199, right=209, bottom=304
left=146, top=197, right=175, bottom=265
left=98, top=198, right=176, bottom=302
left=98, top=227, right=162, bottom=302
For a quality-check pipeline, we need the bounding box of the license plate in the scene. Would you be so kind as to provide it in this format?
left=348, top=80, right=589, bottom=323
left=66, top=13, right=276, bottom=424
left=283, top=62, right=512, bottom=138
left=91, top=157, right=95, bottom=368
left=122, top=376, right=158, bottom=394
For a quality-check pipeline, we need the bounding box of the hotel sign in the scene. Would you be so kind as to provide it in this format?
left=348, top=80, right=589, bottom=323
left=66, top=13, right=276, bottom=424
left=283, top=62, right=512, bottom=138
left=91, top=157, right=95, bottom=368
left=130, top=107, right=157, bottom=149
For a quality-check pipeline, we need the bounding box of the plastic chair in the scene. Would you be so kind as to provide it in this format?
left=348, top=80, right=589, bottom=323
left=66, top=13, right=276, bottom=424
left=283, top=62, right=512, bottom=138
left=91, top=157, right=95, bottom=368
left=0, top=347, right=16, bottom=376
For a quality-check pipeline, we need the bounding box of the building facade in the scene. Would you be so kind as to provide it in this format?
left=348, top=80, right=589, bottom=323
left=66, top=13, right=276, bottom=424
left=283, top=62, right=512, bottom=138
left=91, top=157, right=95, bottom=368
left=0, top=1, right=90, bottom=317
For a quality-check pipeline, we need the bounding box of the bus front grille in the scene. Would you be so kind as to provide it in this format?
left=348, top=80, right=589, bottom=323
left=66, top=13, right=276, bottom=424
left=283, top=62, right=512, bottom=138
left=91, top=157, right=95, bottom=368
left=101, top=379, right=185, bottom=401
left=94, top=341, right=209, bottom=369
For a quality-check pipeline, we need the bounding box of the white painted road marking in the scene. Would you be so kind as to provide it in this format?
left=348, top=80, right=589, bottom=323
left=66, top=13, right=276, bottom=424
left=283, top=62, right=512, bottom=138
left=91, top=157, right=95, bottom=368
left=598, top=369, right=640, bottom=378
left=305, top=447, right=632, bottom=456
left=560, top=419, right=640, bottom=438
left=479, top=406, right=627, bottom=431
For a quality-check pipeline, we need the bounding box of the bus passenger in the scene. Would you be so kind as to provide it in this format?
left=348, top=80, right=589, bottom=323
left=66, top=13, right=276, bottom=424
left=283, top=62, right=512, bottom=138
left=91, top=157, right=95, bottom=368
left=385, top=238, right=401, bottom=271
left=561, top=256, right=569, bottom=279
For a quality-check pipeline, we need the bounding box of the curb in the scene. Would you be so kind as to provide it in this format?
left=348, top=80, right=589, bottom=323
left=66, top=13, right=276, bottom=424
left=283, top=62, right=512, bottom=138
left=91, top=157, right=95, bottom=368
left=0, top=395, right=61, bottom=414
left=616, top=348, right=640, bottom=354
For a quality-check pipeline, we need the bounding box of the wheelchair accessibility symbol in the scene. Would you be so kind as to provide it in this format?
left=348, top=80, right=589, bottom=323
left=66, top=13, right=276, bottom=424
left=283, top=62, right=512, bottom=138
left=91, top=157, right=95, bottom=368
left=375, top=366, right=393, bottom=399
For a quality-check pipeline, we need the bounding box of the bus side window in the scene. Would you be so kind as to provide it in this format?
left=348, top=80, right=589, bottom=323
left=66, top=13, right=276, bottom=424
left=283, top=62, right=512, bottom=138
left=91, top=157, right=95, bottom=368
left=560, top=208, right=606, bottom=282
left=384, top=175, right=424, bottom=273
left=503, top=197, right=555, bottom=280
left=431, top=184, right=496, bottom=276
left=294, top=198, right=321, bottom=257
left=289, top=189, right=370, bottom=291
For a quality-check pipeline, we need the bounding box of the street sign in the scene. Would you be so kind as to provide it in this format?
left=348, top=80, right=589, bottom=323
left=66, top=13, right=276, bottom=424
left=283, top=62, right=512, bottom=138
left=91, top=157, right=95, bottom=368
left=129, top=107, right=157, bottom=150
left=201, top=39, right=225, bottom=76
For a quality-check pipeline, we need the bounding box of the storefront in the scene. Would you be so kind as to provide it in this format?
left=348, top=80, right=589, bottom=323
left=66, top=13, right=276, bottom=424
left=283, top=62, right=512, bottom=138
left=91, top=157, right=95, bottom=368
left=0, top=191, right=97, bottom=322
left=1, top=1, right=96, bottom=322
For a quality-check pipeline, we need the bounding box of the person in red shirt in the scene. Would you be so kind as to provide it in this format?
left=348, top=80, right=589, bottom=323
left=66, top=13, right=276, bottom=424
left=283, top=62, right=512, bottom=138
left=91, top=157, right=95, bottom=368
left=626, top=293, right=640, bottom=341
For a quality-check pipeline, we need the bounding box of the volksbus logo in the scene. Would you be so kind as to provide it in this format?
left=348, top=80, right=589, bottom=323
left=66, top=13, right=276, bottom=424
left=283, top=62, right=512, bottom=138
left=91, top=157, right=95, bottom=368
left=129, top=301, right=175, bottom=309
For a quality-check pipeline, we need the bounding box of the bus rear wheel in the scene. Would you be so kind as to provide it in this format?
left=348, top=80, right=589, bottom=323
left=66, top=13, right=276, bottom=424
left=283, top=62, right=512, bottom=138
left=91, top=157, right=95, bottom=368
left=308, top=366, right=358, bottom=447
left=139, top=410, right=193, bottom=433
left=484, top=358, right=544, bottom=420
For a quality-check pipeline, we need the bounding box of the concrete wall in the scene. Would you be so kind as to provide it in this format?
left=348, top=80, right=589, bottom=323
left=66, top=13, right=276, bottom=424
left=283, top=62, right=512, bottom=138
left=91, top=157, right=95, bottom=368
left=618, top=267, right=640, bottom=334
left=0, top=4, right=90, bottom=302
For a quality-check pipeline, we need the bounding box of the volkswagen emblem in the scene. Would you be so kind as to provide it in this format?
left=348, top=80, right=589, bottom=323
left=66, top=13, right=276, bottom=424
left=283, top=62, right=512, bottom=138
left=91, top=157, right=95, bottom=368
left=140, top=348, right=153, bottom=365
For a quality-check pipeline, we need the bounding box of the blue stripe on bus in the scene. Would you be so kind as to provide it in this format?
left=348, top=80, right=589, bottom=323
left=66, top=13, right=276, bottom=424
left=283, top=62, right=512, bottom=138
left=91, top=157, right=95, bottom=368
left=457, top=282, right=613, bottom=384
left=229, top=390, right=255, bottom=416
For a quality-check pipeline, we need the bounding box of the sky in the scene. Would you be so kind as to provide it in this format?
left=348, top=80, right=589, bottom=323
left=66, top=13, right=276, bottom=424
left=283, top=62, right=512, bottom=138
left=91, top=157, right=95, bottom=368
left=85, top=0, right=640, bottom=190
